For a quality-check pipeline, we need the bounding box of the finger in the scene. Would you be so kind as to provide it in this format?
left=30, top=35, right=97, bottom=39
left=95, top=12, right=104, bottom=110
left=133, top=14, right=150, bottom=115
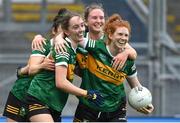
left=112, top=60, right=119, bottom=69
left=49, top=61, right=55, bottom=64
left=64, top=41, right=69, bottom=47
left=119, top=60, right=126, bottom=70
left=42, top=38, right=46, bottom=45
left=117, top=61, right=123, bottom=70
left=60, top=47, right=65, bottom=53
left=55, top=45, right=58, bottom=53
left=31, top=43, right=35, bottom=50
left=35, top=43, right=43, bottom=52
left=144, top=106, right=153, bottom=113
left=112, top=60, right=117, bottom=68
left=142, top=107, right=150, bottom=114
left=46, top=58, right=54, bottom=62
left=147, top=104, right=153, bottom=109
left=40, top=45, right=45, bottom=52
left=62, top=42, right=68, bottom=52
left=47, top=68, right=55, bottom=71
left=62, top=46, right=67, bottom=52
left=37, top=41, right=46, bottom=52
left=55, top=46, right=63, bottom=54
left=138, top=108, right=149, bottom=114
left=137, top=109, right=146, bottom=114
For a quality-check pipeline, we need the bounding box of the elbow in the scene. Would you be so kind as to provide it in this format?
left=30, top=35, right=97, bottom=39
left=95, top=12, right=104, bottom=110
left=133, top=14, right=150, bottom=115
left=129, top=50, right=137, bottom=60
left=56, top=80, right=66, bottom=90
left=56, top=82, right=61, bottom=89
left=133, top=50, right=137, bottom=60
left=132, top=53, right=137, bottom=60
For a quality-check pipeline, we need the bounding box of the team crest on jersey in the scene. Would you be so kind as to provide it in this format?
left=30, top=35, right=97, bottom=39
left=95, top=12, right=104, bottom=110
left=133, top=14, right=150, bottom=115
left=76, top=53, right=87, bottom=69
left=67, top=64, right=75, bottom=81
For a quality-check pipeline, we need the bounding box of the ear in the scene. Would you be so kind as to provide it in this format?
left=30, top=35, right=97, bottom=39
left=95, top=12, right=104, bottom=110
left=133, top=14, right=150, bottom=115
left=57, top=25, right=62, bottom=33
left=52, top=27, right=56, bottom=36
left=108, top=33, right=113, bottom=40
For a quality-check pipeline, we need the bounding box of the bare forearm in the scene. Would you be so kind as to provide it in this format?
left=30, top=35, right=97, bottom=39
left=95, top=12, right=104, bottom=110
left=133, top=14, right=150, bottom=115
left=28, top=64, right=44, bottom=75
left=17, top=65, right=29, bottom=76
left=125, top=48, right=137, bottom=60
left=127, top=76, right=142, bottom=89
left=56, top=79, right=87, bottom=97
left=125, top=43, right=137, bottom=60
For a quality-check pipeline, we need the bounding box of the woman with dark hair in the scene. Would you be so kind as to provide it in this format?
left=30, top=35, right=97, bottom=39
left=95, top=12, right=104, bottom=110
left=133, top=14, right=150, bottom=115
left=26, top=9, right=102, bottom=122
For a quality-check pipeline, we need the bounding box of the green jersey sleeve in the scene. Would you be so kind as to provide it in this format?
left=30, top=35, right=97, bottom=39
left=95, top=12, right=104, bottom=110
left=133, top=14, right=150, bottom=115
left=54, top=51, right=70, bottom=67
left=125, top=60, right=137, bottom=77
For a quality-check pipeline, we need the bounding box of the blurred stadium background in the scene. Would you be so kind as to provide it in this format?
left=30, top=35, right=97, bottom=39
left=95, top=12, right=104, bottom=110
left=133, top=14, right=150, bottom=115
left=0, top=0, right=180, bottom=121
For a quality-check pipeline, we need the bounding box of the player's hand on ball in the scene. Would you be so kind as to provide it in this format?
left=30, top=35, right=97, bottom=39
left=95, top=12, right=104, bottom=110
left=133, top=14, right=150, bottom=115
left=86, top=90, right=104, bottom=106
left=128, top=86, right=152, bottom=110
left=136, top=104, right=154, bottom=114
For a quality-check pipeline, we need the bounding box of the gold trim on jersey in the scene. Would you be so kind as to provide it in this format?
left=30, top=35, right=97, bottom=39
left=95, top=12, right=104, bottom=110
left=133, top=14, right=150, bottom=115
left=87, top=54, right=127, bottom=85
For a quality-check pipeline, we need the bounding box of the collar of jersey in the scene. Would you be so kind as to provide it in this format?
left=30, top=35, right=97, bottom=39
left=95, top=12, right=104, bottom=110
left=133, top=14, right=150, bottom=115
left=65, top=37, right=77, bottom=53
left=86, top=32, right=104, bottom=40
left=50, top=39, right=54, bottom=46
left=106, top=45, right=114, bottom=57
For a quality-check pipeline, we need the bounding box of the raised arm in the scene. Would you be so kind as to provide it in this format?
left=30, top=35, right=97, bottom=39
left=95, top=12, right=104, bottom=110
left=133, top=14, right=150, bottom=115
left=112, top=43, right=137, bottom=71
left=125, top=43, right=137, bottom=60
left=31, top=34, right=46, bottom=51
left=54, top=32, right=69, bottom=53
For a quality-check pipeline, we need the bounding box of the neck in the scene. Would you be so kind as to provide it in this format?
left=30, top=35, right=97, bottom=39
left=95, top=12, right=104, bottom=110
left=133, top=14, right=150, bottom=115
left=108, top=43, right=119, bottom=56
left=67, top=37, right=78, bottom=50
left=108, top=41, right=125, bottom=56
left=89, top=31, right=103, bottom=40
left=71, top=41, right=78, bottom=49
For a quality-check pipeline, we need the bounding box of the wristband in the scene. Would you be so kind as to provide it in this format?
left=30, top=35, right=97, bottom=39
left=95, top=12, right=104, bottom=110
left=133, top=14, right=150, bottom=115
left=16, top=66, right=23, bottom=78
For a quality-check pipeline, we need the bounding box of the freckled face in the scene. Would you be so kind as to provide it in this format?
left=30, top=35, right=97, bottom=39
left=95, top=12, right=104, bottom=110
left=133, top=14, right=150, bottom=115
left=110, top=27, right=129, bottom=49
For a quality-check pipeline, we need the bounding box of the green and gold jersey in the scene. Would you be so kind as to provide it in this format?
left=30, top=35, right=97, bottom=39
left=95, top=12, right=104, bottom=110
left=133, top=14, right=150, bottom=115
left=79, top=39, right=137, bottom=112
left=11, top=75, right=33, bottom=102
left=76, top=32, right=105, bottom=69
left=27, top=38, right=77, bottom=112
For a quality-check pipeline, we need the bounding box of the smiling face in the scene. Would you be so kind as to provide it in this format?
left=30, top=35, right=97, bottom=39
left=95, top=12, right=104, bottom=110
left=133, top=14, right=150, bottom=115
left=86, top=8, right=105, bottom=34
left=65, top=16, right=85, bottom=43
left=109, top=26, right=129, bottom=49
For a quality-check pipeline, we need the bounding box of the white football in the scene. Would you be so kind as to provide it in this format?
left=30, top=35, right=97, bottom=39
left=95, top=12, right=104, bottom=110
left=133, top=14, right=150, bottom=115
left=128, top=86, right=152, bottom=109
